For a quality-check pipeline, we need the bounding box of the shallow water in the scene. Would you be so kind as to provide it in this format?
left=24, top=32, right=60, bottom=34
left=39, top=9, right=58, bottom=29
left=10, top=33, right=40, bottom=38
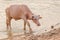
left=0, top=0, right=60, bottom=39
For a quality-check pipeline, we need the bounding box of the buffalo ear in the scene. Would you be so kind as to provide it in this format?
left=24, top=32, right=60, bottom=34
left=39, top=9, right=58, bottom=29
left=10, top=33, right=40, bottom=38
left=38, top=15, right=42, bottom=19
left=39, top=17, right=42, bottom=19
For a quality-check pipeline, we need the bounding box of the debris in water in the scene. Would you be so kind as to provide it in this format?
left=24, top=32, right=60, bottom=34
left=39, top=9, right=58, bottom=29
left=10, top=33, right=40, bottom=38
left=51, top=26, right=54, bottom=29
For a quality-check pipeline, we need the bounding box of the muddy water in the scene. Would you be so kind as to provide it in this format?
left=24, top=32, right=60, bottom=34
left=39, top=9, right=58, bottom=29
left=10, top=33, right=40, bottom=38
left=0, top=0, right=60, bottom=39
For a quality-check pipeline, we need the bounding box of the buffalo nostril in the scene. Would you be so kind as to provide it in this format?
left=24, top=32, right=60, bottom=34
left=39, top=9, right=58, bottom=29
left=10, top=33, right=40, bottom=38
left=38, top=24, right=40, bottom=26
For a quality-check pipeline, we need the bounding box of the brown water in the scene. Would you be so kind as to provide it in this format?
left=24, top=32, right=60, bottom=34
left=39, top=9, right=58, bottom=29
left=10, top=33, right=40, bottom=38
left=0, top=0, right=60, bottom=39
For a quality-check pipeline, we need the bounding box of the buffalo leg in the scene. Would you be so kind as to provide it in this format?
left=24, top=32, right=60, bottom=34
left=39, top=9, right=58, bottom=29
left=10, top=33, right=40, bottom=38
left=27, top=22, right=32, bottom=33
left=6, top=18, right=13, bottom=40
left=22, top=17, right=32, bottom=33
left=24, top=21, right=26, bottom=34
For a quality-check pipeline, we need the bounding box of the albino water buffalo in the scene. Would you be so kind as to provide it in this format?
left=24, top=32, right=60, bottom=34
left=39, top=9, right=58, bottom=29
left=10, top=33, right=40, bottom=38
left=5, top=5, right=42, bottom=35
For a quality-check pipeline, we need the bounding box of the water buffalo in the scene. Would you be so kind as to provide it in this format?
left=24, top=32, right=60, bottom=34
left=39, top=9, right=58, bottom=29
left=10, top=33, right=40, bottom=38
left=5, top=5, right=42, bottom=38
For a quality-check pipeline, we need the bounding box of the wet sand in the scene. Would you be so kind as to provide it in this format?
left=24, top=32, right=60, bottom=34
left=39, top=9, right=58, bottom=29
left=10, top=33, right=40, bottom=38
left=0, top=26, right=60, bottom=40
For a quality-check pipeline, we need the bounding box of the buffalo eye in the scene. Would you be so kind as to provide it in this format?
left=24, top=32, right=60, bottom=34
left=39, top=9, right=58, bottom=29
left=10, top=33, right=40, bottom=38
left=32, top=16, right=34, bottom=18
left=34, top=18, right=37, bottom=20
left=32, top=16, right=34, bottom=19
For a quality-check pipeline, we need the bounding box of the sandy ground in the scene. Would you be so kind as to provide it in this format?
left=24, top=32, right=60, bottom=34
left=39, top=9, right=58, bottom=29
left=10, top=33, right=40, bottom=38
left=0, top=25, right=60, bottom=40
left=0, top=0, right=60, bottom=40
